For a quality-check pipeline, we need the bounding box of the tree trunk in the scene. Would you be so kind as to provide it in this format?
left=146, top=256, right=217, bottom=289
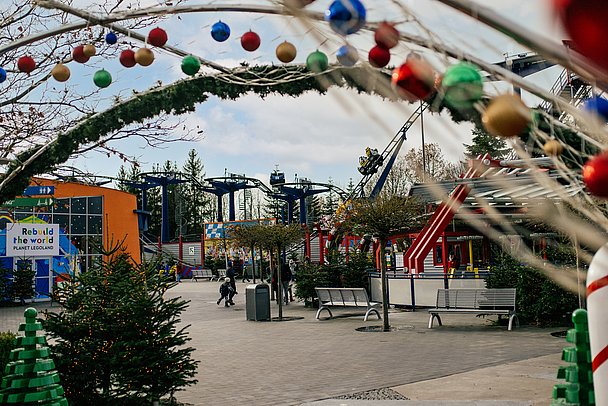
left=251, top=243, right=256, bottom=283
left=277, top=245, right=283, bottom=320
left=380, top=239, right=390, bottom=332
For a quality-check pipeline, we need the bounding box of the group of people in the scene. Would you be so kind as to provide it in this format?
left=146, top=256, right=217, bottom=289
left=217, top=259, right=298, bottom=307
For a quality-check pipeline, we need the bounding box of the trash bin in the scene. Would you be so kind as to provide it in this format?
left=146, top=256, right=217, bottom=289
left=246, top=283, right=271, bottom=321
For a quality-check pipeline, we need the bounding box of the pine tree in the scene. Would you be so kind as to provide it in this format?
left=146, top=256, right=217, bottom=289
left=43, top=250, right=198, bottom=405
left=181, top=150, right=212, bottom=239
left=0, top=308, right=68, bottom=405
left=464, top=127, right=510, bottom=159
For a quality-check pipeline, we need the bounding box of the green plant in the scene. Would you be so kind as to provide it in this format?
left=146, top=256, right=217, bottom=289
left=43, top=250, right=198, bottom=405
left=0, top=331, right=16, bottom=373
left=0, top=268, right=14, bottom=305
left=13, top=260, right=35, bottom=305
left=485, top=248, right=578, bottom=326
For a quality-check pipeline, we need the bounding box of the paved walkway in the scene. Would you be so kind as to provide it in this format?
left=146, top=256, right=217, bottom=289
left=0, top=280, right=566, bottom=405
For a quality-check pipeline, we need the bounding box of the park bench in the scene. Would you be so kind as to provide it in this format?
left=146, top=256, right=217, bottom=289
left=428, top=288, right=518, bottom=331
left=211, top=269, right=227, bottom=282
left=191, top=269, right=214, bottom=281
left=315, top=287, right=381, bottom=321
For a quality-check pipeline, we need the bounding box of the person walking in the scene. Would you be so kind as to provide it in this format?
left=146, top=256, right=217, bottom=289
left=241, top=261, right=251, bottom=283
left=226, top=264, right=237, bottom=305
left=280, top=263, right=292, bottom=305
left=217, top=277, right=234, bottom=307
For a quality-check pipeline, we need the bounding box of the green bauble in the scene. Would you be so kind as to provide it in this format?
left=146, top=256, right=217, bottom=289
left=93, top=69, right=112, bottom=88
left=306, top=50, right=329, bottom=73
left=441, top=62, right=483, bottom=109
left=181, top=55, right=201, bottom=76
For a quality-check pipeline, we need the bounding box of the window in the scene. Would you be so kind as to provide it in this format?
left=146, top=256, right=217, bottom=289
left=88, top=196, right=103, bottom=214
left=71, top=215, right=86, bottom=234
left=71, top=198, right=86, bottom=214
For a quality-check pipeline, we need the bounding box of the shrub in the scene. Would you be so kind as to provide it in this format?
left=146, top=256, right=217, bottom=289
left=485, top=249, right=579, bottom=326
left=13, top=260, right=35, bottom=304
left=0, top=267, right=14, bottom=305
left=0, top=331, right=16, bottom=372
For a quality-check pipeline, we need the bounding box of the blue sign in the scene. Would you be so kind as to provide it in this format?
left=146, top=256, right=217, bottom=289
left=23, top=186, right=55, bottom=196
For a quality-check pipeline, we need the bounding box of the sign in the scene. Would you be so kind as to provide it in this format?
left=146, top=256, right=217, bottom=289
left=23, top=186, right=55, bottom=196
left=3, top=197, right=55, bottom=208
left=6, top=224, right=60, bottom=257
left=188, top=246, right=195, bottom=256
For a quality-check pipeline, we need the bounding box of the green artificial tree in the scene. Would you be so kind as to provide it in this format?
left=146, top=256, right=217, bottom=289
left=12, top=260, right=35, bottom=305
left=0, top=308, right=68, bottom=405
left=552, top=308, right=595, bottom=405
left=43, top=250, right=198, bottom=406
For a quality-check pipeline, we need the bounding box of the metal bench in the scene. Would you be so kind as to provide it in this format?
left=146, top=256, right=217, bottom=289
left=315, top=287, right=381, bottom=321
left=428, top=288, right=519, bottom=331
left=192, top=269, right=214, bottom=281
left=211, top=269, right=227, bottom=282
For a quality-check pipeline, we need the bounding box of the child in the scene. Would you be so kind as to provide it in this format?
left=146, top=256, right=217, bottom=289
left=217, top=277, right=234, bottom=307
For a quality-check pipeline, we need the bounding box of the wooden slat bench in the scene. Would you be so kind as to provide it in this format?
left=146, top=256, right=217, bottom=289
left=315, top=287, right=381, bottom=321
left=192, top=269, right=214, bottom=281
left=428, top=288, right=519, bottom=331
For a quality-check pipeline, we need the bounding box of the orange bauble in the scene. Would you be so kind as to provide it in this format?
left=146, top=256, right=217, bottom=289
left=374, top=22, right=399, bottom=49
left=83, top=44, right=96, bottom=57
left=482, top=94, right=531, bottom=138
left=135, top=48, right=155, bottom=66
left=51, top=63, right=71, bottom=82
left=276, top=41, right=297, bottom=63
left=543, top=139, right=564, bottom=157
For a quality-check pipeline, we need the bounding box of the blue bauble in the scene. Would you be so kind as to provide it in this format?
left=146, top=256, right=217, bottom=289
left=336, top=44, right=359, bottom=66
left=0, top=67, right=6, bottom=83
left=211, top=21, right=231, bottom=42
left=105, top=32, right=118, bottom=44
left=325, top=0, right=366, bottom=35
left=583, top=96, right=608, bottom=122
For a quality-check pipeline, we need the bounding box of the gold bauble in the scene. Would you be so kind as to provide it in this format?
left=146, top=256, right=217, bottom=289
left=543, top=139, right=564, bottom=157
left=482, top=94, right=531, bottom=138
left=276, top=41, right=297, bottom=63
left=82, top=44, right=96, bottom=57
left=135, top=47, right=155, bottom=66
left=51, top=63, right=71, bottom=82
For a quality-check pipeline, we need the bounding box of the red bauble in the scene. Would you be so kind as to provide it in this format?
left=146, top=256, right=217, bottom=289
left=17, top=56, right=36, bottom=73
left=553, top=0, right=608, bottom=71
left=148, top=27, right=168, bottom=47
left=119, top=49, right=137, bottom=68
left=72, top=45, right=90, bottom=64
left=374, top=22, right=399, bottom=49
left=391, top=58, right=435, bottom=101
left=368, top=45, right=390, bottom=68
left=241, top=31, right=261, bottom=52
left=583, top=152, right=608, bottom=198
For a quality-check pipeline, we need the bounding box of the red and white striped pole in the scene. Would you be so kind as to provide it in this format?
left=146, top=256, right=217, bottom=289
left=587, top=243, right=608, bottom=405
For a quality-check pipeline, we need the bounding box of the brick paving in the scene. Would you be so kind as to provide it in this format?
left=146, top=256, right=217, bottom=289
left=0, top=280, right=566, bottom=405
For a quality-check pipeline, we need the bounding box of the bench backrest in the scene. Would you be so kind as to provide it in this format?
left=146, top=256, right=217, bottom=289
left=435, top=288, right=516, bottom=310
left=315, top=287, right=370, bottom=306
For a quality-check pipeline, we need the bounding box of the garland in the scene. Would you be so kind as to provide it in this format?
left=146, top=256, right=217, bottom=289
left=0, top=64, right=584, bottom=201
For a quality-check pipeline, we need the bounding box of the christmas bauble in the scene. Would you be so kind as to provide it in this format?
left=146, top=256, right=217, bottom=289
left=17, top=56, right=36, bottom=73
left=482, top=94, right=531, bottom=138
left=211, top=21, right=231, bottom=42
left=375, top=22, right=399, bottom=49
left=582, top=96, right=608, bottom=122
left=135, top=47, right=155, bottom=66
left=391, top=58, right=435, bottom=101
left=553, top=0, right=608, bottom=72
left=325, top=0, right=366, bottom=35
left=0, top=67, right=6, bottom=83
left=51, top=63, right=71, bottom=82
left=241, top=31, right=261, bottom=52
left=72, top=45, right=90, bottom=64
left=583, top=152, right=608, bottom=198
left=276, top=41, right=297, bottom=63
left=105, top=32, right=118, bottom=44
left=543, top=139, right=564, bottom=157
left=148, top=27, right=168, bottom=47
left=441, top=62, right=483, bottom=109
left=83, top=44, right=96, bottom=57
left=181, top=55, right=201, bottom=76
left=306, top=50, right=329, bottom=72
left=93, top=69, right=112, bottom=88
left=368, top=45, right=390, bottom=68
left=336, top=44, right=359, bottom=66
left=119, top=49, right=136, bottom=68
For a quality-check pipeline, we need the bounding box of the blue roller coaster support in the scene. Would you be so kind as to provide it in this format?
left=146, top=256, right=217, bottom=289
left=145, top=174, right=187, bottom=243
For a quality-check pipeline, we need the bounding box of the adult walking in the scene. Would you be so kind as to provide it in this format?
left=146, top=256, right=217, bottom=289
left=280, top=263, right=292, bottom=305
left=226, top=263, right=237, bottom=305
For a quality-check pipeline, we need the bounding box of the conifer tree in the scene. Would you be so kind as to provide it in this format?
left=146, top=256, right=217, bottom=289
left=43, top=250, right=198, bottom=405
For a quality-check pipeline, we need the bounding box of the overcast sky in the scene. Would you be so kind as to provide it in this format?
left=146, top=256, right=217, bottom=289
left=66, top=0, right=564, bottom=190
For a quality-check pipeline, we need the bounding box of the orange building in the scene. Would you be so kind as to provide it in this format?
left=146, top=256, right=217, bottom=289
left=6, top=178, right=141, bottom=271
